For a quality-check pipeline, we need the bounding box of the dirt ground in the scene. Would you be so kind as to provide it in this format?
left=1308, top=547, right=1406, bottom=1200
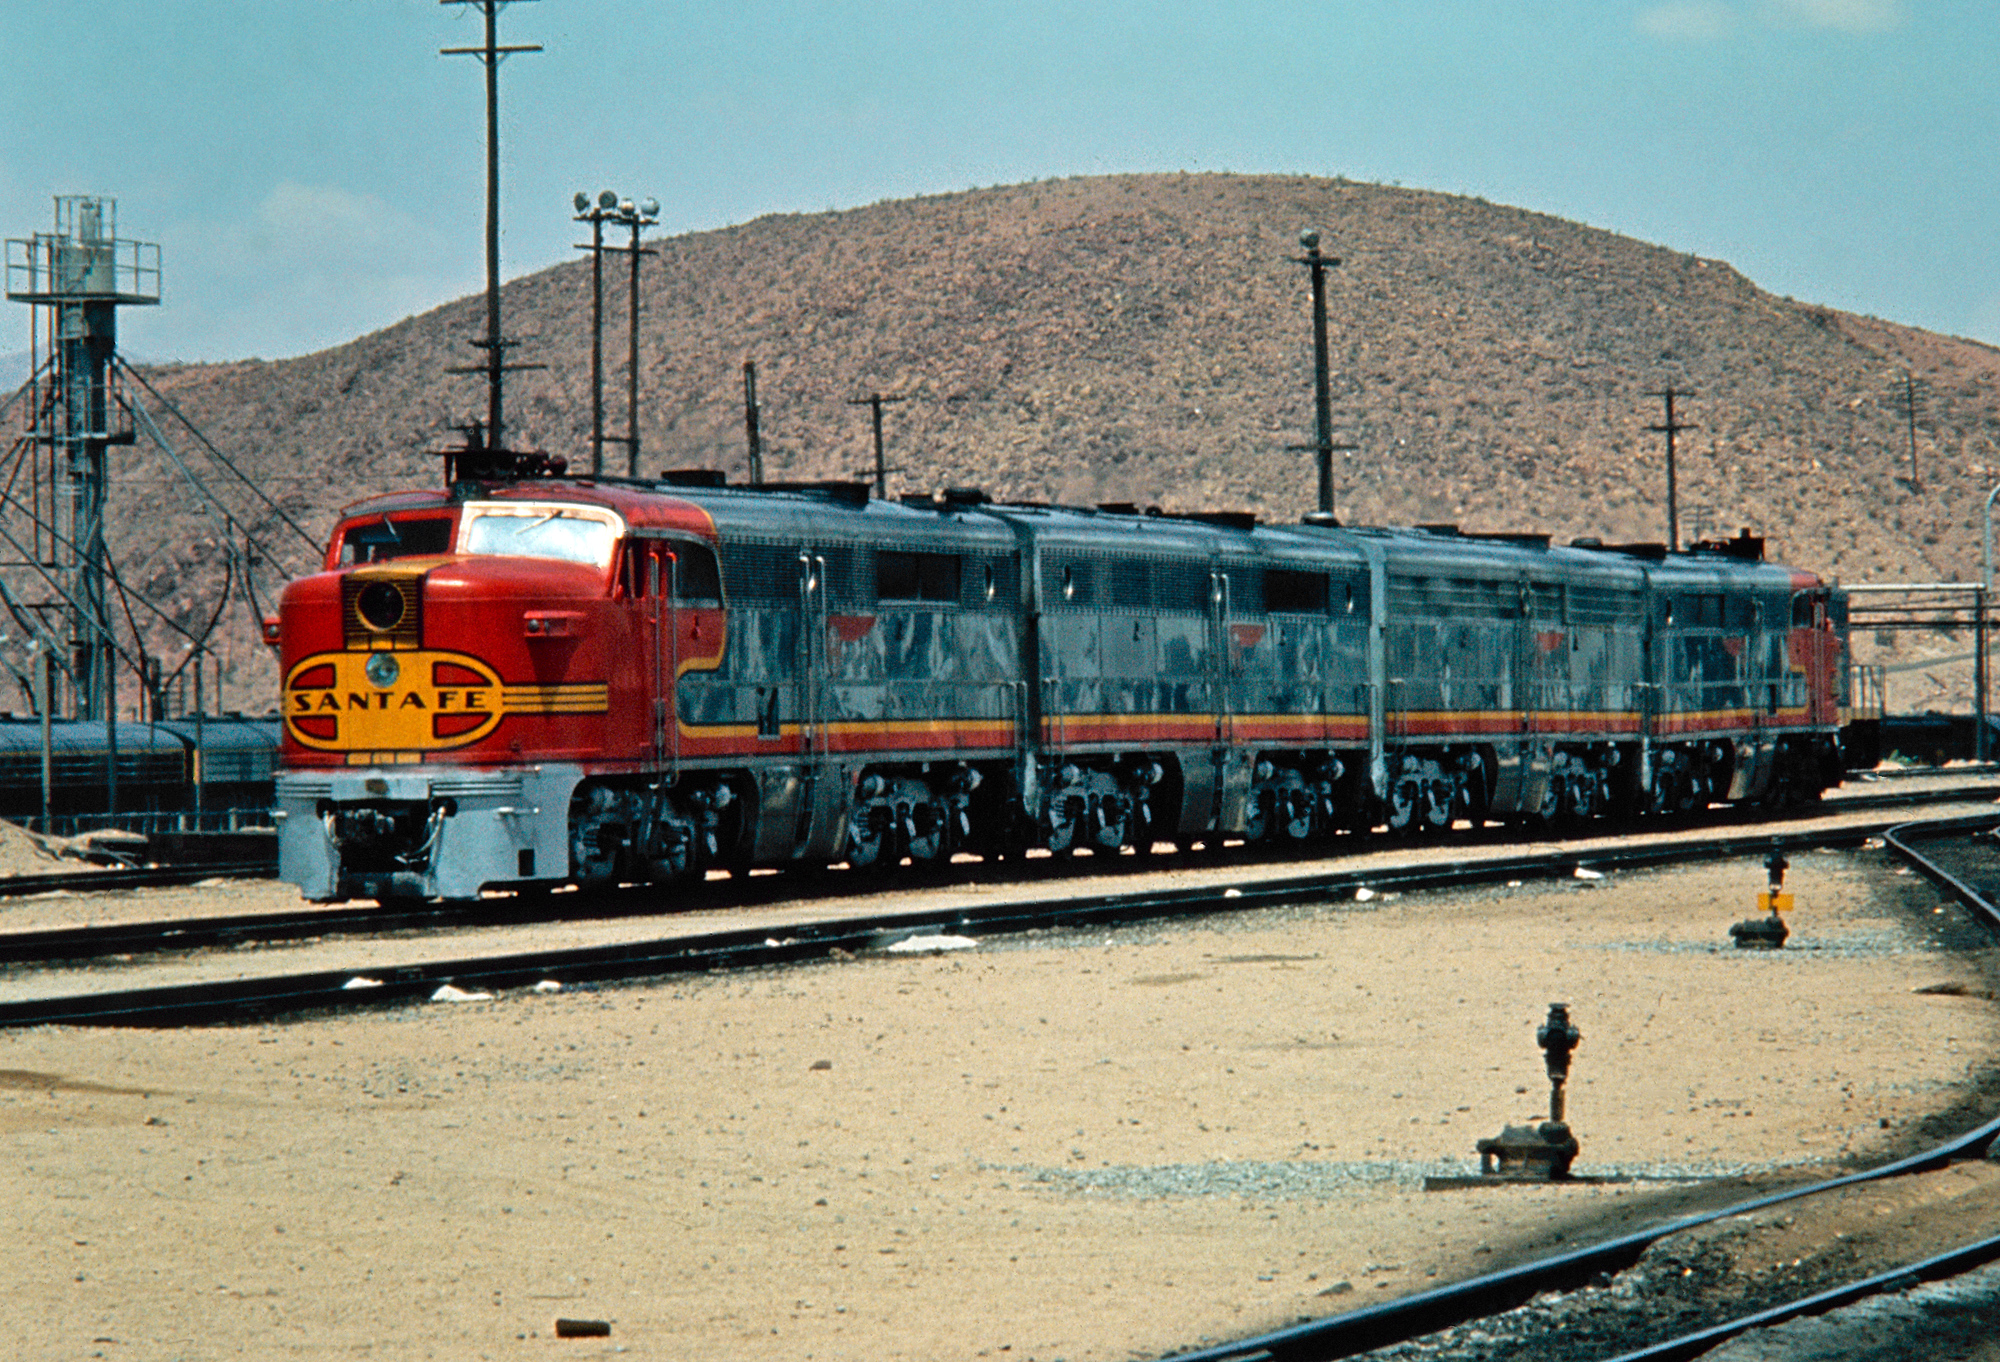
left=2, top=844, right=1997, bottom=1361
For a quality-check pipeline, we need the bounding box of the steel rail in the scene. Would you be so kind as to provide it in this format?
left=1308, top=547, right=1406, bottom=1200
left=0, top=813, right=1980, bottom=1031
left=0, top=861, right=274, bottom=902
left=0, top=889, right=606, bottom=964
left=1848, top=760, right=2000, bottom=779
left=1600, top=1234, right=2000, bottom=1361
left=0, top=815, right=1929, bottom=978
left=1155, top=813, right=2000, bottom=1362
left=2, top=783, right=1991, bottom=970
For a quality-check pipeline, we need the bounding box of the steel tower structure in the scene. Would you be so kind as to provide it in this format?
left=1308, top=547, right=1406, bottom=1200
left=5, top=196, right=159, bottom=721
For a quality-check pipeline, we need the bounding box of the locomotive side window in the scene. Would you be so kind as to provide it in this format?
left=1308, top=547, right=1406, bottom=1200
left=878, top=551, right=961, bottom=602
left=1265, top=568, right=1329, bottom=615
left=673, top=542, right=722, bottom=602
left=338, top=515, right=453, bottom=565
left=621, top=543, right=650, bottom=598
left=625, top=539, right=722, bottom=601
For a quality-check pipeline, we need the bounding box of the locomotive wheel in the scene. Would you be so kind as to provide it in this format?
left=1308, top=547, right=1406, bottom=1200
left=906, top=801, right=948, bottom=864
left=845, top=805, right=888, bottom=869
left=1647, top=767, right=1673, bottom=816
left=1282, top=787, right=1314, bottom=841
left=1242, top=788, right=1270, bottom=843
left=1422, top=776, right=1453, bottom=831
left=1091, top=795, right=1128, bottom=852
left=1386, top=776, right=1420, bottom=834
left=569, top=785, right=626, bottom=887
left=1045, top=798, right=1081, bottom=854
left=1532, top=773, right=1562, bottom=828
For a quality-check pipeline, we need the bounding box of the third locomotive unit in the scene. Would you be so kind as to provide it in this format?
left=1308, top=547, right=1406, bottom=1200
left=273, top=467, right=1850, bottom=903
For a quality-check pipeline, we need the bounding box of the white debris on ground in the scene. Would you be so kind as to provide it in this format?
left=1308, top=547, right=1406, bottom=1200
left=884, top=933, right=979, bottom=953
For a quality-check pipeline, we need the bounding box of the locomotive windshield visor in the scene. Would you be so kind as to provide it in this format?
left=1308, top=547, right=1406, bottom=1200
left=459, top=503, right=623, bottom=569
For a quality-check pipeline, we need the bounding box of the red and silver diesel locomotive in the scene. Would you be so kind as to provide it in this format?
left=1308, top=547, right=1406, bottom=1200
left=274, top=467, right=1847, bottom=903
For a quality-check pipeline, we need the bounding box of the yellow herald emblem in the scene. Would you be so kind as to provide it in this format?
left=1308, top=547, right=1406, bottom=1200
left=284, top=650, right=608, bottom=752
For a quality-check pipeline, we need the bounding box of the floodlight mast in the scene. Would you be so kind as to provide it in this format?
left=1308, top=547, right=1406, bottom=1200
left=573, top=192, right=659, bottom=477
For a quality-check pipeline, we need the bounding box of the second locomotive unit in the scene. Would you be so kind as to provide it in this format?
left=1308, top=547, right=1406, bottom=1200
left=273, top=468, right=1845, bottom=903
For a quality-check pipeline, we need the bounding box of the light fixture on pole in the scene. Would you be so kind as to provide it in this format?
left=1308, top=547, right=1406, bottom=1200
left=573, top=191, right=659, bottom=477
left=1982, top=481, right=2000, bottom=759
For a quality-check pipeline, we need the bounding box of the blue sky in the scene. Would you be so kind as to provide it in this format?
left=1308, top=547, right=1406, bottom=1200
left=1, top=0, right=1991, bottom=362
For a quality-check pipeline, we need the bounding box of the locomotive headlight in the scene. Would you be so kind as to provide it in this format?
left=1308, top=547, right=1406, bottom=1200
left=356, top=581, right=407, bottom=633
left=364, top=653, right=401, bottom=689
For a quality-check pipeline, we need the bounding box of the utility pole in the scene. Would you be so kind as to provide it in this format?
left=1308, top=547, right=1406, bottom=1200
left=1893, top=371, right=1927, bottom=491
left=1646, top=387, right=1698, bottom=551
left=442, top=0, right=542, bottom=454
left=1292, top=230, right=1343, bottom=515
left=849, top=392, right=905, bottom=498
left=742, top=360, right=764, bottom=485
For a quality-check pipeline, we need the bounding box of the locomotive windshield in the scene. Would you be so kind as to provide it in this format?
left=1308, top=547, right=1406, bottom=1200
left=460, top=504, right=622, bottom=569
left=337, top=515, right=454, bottom=564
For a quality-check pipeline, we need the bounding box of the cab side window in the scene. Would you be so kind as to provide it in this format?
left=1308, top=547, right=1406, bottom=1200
left=621, top=539, right=723, bottom=602
left=621, top=541, right=655, bottom=598
left=674, top=542, right=722, bottom=603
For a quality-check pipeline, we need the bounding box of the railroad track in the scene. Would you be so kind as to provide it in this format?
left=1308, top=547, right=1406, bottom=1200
left=2, top=780, right=1993, bottom=975
left=0, top=783, right=1992, bottom=1030
left=0, top=771, right=1969, bottom=911
left=0, top=859, right=275, bottom=900
left=1152, top=813, right=2000, bottom=1362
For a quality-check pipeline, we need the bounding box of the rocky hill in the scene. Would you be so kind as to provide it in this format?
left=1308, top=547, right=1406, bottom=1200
left=112, top=173, right=2000, bottom=714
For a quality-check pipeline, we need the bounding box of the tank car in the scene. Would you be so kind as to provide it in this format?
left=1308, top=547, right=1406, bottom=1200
left=272, top=471, right=1846, bottom=903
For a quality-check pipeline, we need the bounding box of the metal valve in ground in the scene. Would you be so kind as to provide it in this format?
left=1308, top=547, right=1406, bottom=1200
left=1476, top=1003, right=1582, bottom=1180
left=1730, top=840, right=1793, bottom=948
